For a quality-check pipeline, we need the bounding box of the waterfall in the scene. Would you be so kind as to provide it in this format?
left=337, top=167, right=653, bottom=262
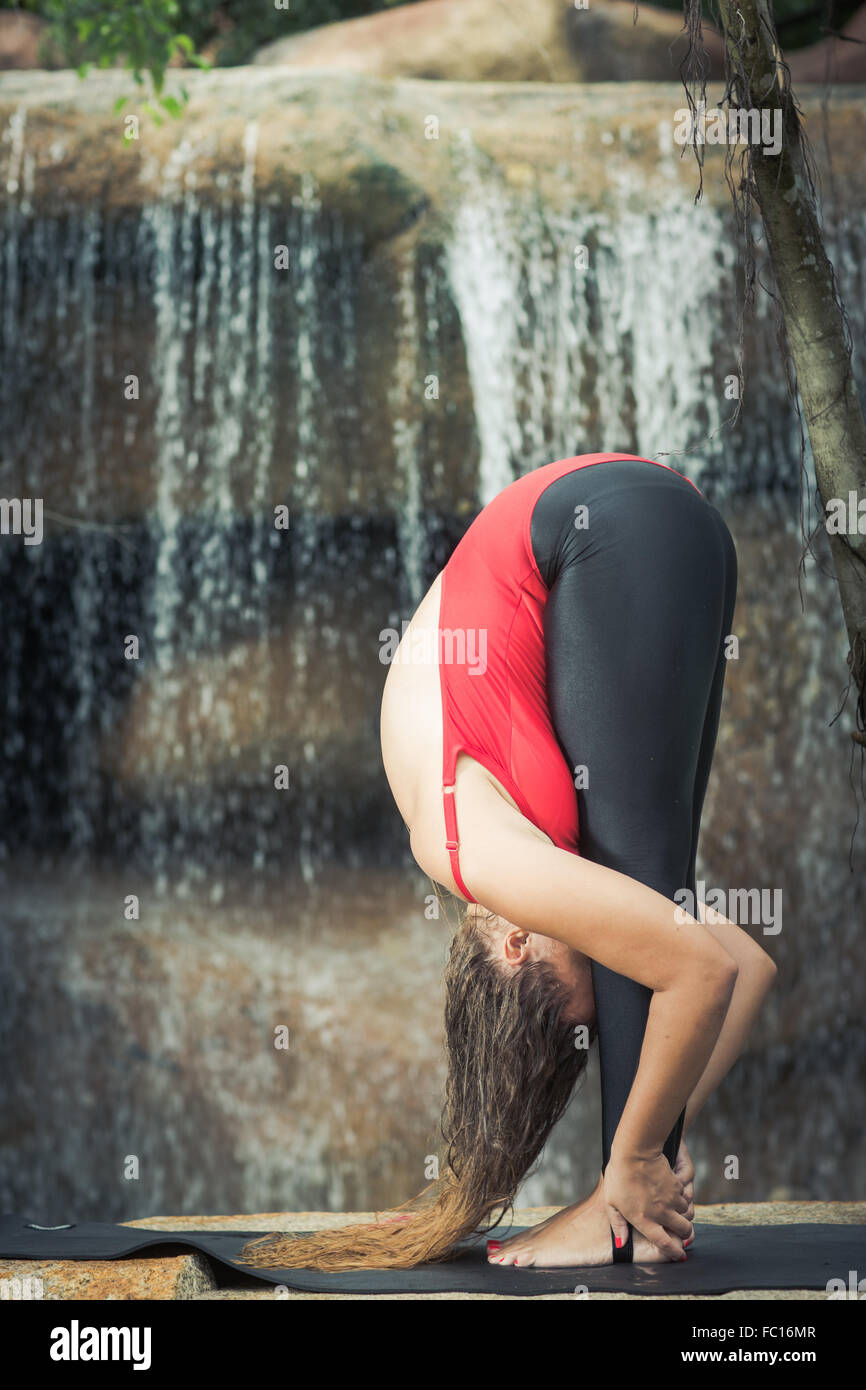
left=1, top=105, right=865, bottom=866
left=444, top=129, right=809, bottom=498
left=137, top=124, right=285, bottom=891
left=445, top=130, right=530, bottom=503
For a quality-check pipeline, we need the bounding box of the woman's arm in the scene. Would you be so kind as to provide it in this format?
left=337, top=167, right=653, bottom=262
left=457, top=803, right=738, bottom=1144
left=596, top=908, right=776, bottom=1233
left=450, top=790, right=738, bottom=1257
left=681, top=903, right=777, bottom=1131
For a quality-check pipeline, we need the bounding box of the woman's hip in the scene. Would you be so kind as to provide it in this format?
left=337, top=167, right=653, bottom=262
left=529, top=456, right=734, bottom=595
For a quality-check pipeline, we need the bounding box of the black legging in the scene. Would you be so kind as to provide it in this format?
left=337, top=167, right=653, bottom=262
left=530, top=458, right=738, bottom=1262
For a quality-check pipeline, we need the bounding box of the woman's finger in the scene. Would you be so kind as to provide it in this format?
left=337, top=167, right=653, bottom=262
left=662, top=1209, right=693, bottom=1240
left=644, top=1222, right=686, bottom=1262
left=664, top=1220, right=694, bottom=1245
left=606, top=1203, right=631, bottom=1252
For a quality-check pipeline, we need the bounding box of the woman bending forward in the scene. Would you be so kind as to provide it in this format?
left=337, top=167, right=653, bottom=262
left=241, top=453, right=777, bottom=1272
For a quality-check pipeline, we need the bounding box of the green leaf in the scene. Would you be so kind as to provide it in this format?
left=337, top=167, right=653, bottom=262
left=159, top=95, right=183, bottom=118
left=113, top=95, right=129, bottom=113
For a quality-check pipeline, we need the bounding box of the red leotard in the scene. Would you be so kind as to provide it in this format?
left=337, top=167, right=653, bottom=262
left=438, top=452, right=704, bottom=902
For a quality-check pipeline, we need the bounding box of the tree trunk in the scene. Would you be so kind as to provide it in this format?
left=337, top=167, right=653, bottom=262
left=714, top=0, right=866, bottom=738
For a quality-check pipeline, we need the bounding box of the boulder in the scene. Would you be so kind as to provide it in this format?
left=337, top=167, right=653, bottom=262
left=788, top=3, right=866, bottom=83
left=254, top=0, right=727, bottom=83
left=0, top=10, right=59, bottom=71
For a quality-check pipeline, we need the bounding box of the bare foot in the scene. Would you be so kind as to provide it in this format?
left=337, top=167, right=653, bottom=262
left=487, top=1181, right=686, bottom=1269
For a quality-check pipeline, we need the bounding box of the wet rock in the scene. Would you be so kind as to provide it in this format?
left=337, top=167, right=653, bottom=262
left=0, top=867, right=452, bottom=1223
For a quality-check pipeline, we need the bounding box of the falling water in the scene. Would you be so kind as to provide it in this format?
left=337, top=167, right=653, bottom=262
left=445, top=129, right=807, bottom=501
left=389, top=250, right=425, bottom=604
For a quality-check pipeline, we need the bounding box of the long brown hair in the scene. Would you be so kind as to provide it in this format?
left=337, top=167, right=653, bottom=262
left=237, top=900, right=593, bottom=1271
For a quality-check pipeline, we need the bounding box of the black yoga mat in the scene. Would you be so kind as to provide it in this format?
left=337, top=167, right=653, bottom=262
left=2, top=1214, right=865, bottom=1295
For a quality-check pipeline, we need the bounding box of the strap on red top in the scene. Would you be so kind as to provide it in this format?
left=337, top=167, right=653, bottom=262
left=443, top=783, right=477, bottom=903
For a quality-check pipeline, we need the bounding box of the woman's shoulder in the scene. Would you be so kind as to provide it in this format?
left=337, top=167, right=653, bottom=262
left=409, top=755, right=555, bottom=903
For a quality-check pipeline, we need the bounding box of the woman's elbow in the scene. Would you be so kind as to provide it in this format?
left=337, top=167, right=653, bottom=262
left=714, top=941, right=777, bottom=1004
left=711, top=952, right=740, bottom=1002
left=754, top=948, right=778, bottom=993
left=691, top=947, right=739, bottom=1008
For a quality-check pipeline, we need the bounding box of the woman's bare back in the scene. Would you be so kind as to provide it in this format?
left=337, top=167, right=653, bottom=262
left=379, top=570, right=547, bottom=900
